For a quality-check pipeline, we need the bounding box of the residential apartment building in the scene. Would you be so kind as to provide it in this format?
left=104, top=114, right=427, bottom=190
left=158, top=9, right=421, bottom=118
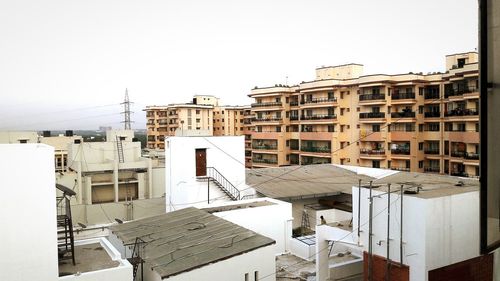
left=248, top=52, right=479, bottom=178
left=144, top=96, right=215, bottom=149
left=213, top=105, right=248, bottom=136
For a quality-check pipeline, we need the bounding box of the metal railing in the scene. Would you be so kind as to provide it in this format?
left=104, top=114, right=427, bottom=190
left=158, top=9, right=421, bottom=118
left=359, top=94, right=386, bottom=101
left=252, top=144, right=278, bottom=150
left=290, top=101, right=299, bottom=106
left=424, top=149, right=440, bottom=155
left=391, top=112, right=416, bottom=118
left=301, top=97, right=337, bottom=104
left=391, top=148, right=410, bottom=155
left=252, top=158, right=278, bottom=164
left=465, top=152, right=480, bottom=160
left=391, top=92, right=415, bottom=100
left=300, top=146, right=331, bottom=153
left=359, top=112, right=385, bottom=118
left=424, top=92, right=440, bottom=99
left=451, top=151, right=466, bottom=158
left=444, top=108, right=479, bottom=117
left=251, top=102, right=282, bottom=108
left=391, top=166, right=410, bottom=172
left=300, top=114, right=337, bottom=120
left=360, top=149, right=386, bottom=155
left=424, top=167, right=440, bottom=173
left=253, top=117, right=282, bottom=122
left=444, top=87, right=478, bottom=98
left=207, top=167, right=240, bottom=200
left=424, top=111, right=441, bottom=118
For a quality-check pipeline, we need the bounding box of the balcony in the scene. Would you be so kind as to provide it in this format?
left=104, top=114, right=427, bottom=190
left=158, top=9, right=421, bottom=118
left=391, top=148, right=410, bottom=155
left=290, top=115, right=299, bottom=121
left=424, top=92, right=440, bottom=100
left=360, top=149, right=386, bottom=155
left=424, top=148, right=440, bottom=155
left=424, top=167, right=440, bottom=173
left=359, top=112, right=385, bottom=119
left=451, top=151, right=466, bottom=158
left=444, top=108, right=479, bottom=117
left=424, top=112, right=441, bottom=118
left=290, top=101, right=299, bottom=106
left=391, top=111, right=416, bottom=118
left=464, top=152, right=480, bottom=160
left=301, top=97, right=337, bottom=105
left=252, top=144, right=277, bottom=150
left=445, top=87, right=478, bottom=98
left=251, top=102, right=282, bottom=108
left=392, top=92, right=415, bottom=100
left=451, top=171, right=469, bottom=177
left=391, top=166, right=410, bottom=172
left=359, top=94, right=385, bottom=101
left=253, top=117, right=282, bottom=122
left=252, top=158, right=278, bottom=164
left=300, top=114, right=337, bottom=121
left=301, top=146, right=331, bottom=153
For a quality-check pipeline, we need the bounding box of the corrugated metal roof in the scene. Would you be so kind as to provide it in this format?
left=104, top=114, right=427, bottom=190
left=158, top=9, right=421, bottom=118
left=110, top=207, right=275, bottom=279
left=246, top=164, right=376, bottom=200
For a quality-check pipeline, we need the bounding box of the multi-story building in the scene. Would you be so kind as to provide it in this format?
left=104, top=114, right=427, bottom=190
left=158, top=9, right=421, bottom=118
left=144, top=95, right=216, bottom=149
left=213, top=105, right=248, bottom=136
left=243, top=107, right=254, bottom=168
left=248, top=52, right=479, bottom=178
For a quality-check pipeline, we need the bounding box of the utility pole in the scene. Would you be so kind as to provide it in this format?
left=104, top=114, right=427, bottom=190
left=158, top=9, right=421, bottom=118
left=121, top=88, right=134, bottom=130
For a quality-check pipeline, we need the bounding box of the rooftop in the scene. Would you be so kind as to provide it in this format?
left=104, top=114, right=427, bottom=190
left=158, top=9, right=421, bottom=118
left=110, top=207, right=275, bottom=279
left=246, top=164, right=376, bottom=200
left=202, top=200, right=276, bottom=213
left=58, top=242, right=120, bottom=277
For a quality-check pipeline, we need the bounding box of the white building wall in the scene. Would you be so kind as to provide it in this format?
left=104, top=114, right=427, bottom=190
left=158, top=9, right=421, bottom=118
left=153, top=244, right=276, bottom=281
left=352, top=186, right=480, bottom=281
left=207, top=198, right=292, bottom=254
left=0, top=131, right=39, bottom=143
left=165, top=136, right=253, bottom=211
left=0, top=144, right=58, bottom=281
left=106, top=130, right=135, bottom=142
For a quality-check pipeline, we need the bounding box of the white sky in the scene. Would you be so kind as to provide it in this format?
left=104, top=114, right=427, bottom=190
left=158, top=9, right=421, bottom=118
left=0, top=0, right=478, bottom=130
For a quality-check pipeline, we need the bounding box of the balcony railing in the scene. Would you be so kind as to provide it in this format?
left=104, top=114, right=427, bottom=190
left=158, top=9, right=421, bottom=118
left=301, top=146, right=331, bottom=153
left=391, top=148, right=410, bottom=155
left=451, top=171, right=469, bottom=177
left=251, top=102, right=282, bottom=108
left=290, top=115, right=299, bottom=120
left=424, top=111, right=441, bottom=118
left=253, top=117, right=282, bottom=122
left=465, top=152, right=480, bottom=160
left=252, top=144, right=277, bottom=150
left=252, top=158, right=278, bottom=164
left=301, top=97, right=337, bottom=104
left=424, top=148, right=440, bottom=155
left=392, top=92, right=415, bottom=100
left=360, top=149, right=386, bottom=155
left=451, top=151, right=466, bottom=158
left=359, top=112, right=385, bottom=119
left=290, top=101, right=299, bottom=106
left=359, top=94, right=386, bottom=101
left=391, top=111, right=416, bottom=118
left=424, top=167, right=440, bottom=173
left=424, top=92, right=440, bottom=100
left=444, top=87, right=478, bottom=98
left=444, top=108, right=479, bottom=117
left=300, top=114, right=337, bottom=120
left=391, top=166, right=410, bottom=172
left=290, top=145, right=299, bottom=150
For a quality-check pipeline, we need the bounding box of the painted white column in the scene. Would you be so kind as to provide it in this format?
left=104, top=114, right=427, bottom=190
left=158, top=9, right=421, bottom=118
left=137, top=172, right=145, bottom=200
left=83, top=176, right=92, bottom=205
left=147, top=158, right=153, bottom=199
left=316, top=225, right=330, bottom=281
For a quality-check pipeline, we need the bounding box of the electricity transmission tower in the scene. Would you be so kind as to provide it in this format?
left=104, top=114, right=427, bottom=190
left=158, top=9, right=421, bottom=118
left=121, top=88, right=134, bottom=130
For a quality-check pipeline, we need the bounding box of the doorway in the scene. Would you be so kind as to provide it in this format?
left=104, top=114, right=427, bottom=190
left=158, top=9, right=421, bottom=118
left=195, top=148, right=207, bottom=177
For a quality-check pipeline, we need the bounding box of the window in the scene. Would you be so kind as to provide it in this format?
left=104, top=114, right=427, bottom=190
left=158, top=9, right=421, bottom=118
left=275, top=97, right=281, bottom=103
left=419, top=161, right=423, bottom=168
left=188, top=109, right=192, bottom=116
left=196, top=110, right=200, bottom=114
left=286, top=140, right=290, bottom=147
left=245, top=273, right=249, bottom=281
left=419, top=142, right=423, bottom=150
left=254, top=271, right=259, bottom=281
left=419, top=124, right=423, bottom=132
left=405, top=160, right=411, bottom=169
left=372, top=160, right=380, bottom=168
left=357, top=107, right=360, bottom=112
left=328, top=125, right=335, bottom=132
left=419, top=87, right=424, bottom=95
left=419, top=106, right=424, bottom=114
left=196, top=118, right=200, bottom=123
left=372, top=124, right=380, bottom=132
left=340, top=108, right=344, bottom=116
left=276, top=126, right=281, bottom=132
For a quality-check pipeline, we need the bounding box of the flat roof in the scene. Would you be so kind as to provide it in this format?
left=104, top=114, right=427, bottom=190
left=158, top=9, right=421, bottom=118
left=110, top=207, right=275, bottom=279
left=371, top=172, right=479, bottom=199
left=58, top=243, right=119, bottom=277
left=246, top=164, right=376, bottom=200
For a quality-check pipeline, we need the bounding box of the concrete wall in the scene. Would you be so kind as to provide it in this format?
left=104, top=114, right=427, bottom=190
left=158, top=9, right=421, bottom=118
left=106, top=130, right=135, bottom=142
left=157, top=244, right=276, bottom=281
left=0, top=131, right=39, bottom=143
left=165, top=136, right=251, bottom=211
left=207, top=198, right=292, bottom=254
left=352, top=186, right=480, bottom=281
left=0, top=144, right=58, bottom=281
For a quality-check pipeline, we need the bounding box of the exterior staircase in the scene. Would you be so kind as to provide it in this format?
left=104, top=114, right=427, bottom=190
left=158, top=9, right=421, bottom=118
left=205, top=167, right=240, bottom=200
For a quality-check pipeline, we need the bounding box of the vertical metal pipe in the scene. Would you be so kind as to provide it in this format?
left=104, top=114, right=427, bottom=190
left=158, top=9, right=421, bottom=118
left=207, top=175, right=210, bottom=204
left=358, top=179, right=362, bottom=240
left=400, top=184, right=404, bottom=265
left=368, top=181, right=373, bottom=281
left=386, top=184, right=391, bottom=281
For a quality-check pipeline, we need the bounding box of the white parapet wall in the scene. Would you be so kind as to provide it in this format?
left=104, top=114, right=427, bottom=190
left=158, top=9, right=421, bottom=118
left=0, top=144, right=58, bottom=281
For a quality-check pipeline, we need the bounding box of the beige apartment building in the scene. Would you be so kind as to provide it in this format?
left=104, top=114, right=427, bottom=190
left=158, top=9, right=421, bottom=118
left=248, top=52, right=479, bottom=178
left=145, top=95, right=250, bottom=149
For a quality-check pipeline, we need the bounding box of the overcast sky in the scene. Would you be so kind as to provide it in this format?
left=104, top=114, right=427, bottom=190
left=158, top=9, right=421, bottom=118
left=0, top=0, right=478, bottom=130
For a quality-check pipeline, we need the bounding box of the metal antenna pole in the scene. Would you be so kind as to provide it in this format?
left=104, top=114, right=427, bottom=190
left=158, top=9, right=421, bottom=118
left=400, top=184, right=404, bottom=266
left=358, top=179, right=362, bottom=240
left=386, top=184, right=391, bottom=281
left=368, top=181, right=373, bottom=281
